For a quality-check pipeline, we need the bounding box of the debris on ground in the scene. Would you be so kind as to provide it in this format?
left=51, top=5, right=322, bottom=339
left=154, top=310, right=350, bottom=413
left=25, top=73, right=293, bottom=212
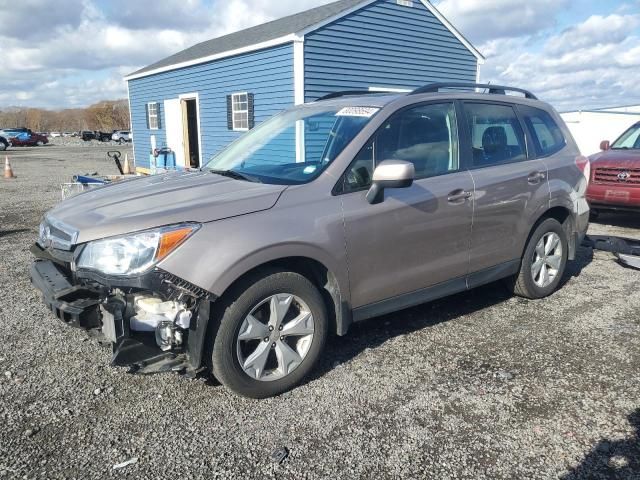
left=112, top=457, right=138, bottom=470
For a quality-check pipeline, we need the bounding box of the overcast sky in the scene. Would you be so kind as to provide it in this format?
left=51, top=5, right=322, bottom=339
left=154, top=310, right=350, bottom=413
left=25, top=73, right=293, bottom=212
left=1, top=0, right=639, bottom=111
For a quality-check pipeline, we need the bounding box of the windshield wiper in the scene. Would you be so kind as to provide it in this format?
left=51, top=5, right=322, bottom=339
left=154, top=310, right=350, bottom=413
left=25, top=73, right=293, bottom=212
left=207, top=168, right=261, bottom=183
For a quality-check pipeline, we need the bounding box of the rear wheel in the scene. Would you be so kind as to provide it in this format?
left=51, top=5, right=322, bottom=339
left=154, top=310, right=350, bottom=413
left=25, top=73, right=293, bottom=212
left=510, top=218, right=568, bottom=299
left=211, top=270, right=328, bottom=398
left=0, top=140, right=7, bottom=151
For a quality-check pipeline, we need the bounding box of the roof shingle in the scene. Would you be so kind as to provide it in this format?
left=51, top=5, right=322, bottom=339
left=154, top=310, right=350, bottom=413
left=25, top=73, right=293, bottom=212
left=128, top=0, right=365, bottom=77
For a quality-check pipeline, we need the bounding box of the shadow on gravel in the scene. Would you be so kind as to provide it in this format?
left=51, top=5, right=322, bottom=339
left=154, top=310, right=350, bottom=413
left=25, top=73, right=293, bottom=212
left=308, top=251, right=594, bottom=384
left=591, top=212, right=640, bottom=230
left=0, top=228, right=30, bottom=238
left=562, top=409, right=640, bottom=480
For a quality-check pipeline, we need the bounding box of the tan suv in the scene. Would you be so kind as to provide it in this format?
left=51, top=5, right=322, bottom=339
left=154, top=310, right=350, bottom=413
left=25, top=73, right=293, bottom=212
left=31, top=83, right=590, bottom=398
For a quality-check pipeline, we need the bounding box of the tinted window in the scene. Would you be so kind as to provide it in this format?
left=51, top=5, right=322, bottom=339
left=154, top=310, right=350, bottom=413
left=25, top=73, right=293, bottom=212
left=521, top=107, right=566, bottom=157
left=342, top=103, right=459, bottom=192
left=465, top=103, right=527, bottom=167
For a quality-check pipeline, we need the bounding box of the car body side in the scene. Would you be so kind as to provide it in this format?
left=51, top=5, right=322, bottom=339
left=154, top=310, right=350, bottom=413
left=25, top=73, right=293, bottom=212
left=155, top=93, right=588, bottom=337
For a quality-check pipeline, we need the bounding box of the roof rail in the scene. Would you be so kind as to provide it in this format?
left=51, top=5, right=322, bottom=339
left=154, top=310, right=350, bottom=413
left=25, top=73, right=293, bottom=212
left=317, top=90, right=392, bottom=101
left=410, top=82, right=538, bottom=100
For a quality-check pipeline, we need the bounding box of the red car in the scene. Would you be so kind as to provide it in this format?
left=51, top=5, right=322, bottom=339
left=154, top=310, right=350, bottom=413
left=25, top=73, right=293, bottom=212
left=7, top=130, right=49, bottom=147
left=587, top=122, right=640, bottom=215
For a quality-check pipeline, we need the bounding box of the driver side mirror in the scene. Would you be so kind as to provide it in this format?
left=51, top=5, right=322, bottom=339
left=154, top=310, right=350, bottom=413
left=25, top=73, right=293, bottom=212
left=600, top=140, right=610, bottom=151
left=366, top=160, right=415, bottom=204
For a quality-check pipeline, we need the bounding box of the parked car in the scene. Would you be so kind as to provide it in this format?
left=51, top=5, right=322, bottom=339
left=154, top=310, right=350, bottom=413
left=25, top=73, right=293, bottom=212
left=111, top=130, right=131, bottom=143
left=96, top=131, right=112, bottom=142
left=6, top=130, right=48, bottom=146
left=587, top=122, right=640, bottom=215
left=30, top=83, right=590, bottom=398
left=80, top=130, right=96, bottom=141
left=50, top=132, right=62, bottom=138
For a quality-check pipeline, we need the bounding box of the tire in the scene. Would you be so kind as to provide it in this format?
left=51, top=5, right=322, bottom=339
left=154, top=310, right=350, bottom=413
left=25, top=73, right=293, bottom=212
left=36, top=140, right=43, bottom=146
left=118, top=137, right=126, bottom=144
left=0, top=141, right=7, bottom=151
left=211, top=269, right=328, bottom=398
left=510, top=218, right=568, bottom=299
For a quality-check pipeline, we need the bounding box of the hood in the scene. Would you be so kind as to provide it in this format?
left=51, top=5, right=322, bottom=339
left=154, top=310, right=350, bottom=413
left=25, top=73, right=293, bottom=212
left=48, top=171, right=287, bottom=243
left=589, top=149, right=640, bottom=168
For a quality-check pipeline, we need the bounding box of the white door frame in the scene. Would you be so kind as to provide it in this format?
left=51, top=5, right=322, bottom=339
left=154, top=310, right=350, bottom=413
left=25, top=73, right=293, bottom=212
left=178, top=92, right=203, bottom=168
left=164, top=98, right=185, bottom=168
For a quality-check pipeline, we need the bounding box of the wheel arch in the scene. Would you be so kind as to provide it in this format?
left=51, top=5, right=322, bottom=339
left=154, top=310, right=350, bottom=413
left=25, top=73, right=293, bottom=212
left=213, top=255, right=351, bottom=338
left=527, top=205, right=576, bottom=260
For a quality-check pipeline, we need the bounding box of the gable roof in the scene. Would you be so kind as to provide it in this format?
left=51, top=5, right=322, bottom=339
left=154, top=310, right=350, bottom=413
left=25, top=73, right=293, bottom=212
left=125, top=0, right=483, bottom=81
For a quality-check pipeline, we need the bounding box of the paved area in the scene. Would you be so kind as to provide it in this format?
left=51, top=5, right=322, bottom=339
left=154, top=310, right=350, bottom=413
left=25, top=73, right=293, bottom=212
left=1, top=144, right=639, bottom=479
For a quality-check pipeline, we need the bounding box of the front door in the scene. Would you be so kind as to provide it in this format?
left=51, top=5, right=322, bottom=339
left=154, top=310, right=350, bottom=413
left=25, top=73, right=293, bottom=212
left=461, top=102, right=550, bottom=276
left=164, top=98, right=185, bottom=167
left=339, top=102, right=474, bottom=311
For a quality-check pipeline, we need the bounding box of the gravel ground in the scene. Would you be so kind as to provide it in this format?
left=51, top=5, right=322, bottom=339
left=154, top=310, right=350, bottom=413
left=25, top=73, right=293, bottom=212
left=1, top=145, right=639, bottom=479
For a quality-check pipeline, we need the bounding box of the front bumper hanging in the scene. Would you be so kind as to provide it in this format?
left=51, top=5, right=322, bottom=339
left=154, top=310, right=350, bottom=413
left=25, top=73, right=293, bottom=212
left=30, top=256, right=212, bottom=377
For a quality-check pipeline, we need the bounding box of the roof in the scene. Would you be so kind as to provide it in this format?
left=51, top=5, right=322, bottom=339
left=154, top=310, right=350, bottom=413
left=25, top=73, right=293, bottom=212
left=125, top=0, right=484, bottom=81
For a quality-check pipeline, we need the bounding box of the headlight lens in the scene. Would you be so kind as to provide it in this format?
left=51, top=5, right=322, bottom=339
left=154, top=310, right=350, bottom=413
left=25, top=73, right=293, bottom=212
left=77, top=223, right=200, bottom=276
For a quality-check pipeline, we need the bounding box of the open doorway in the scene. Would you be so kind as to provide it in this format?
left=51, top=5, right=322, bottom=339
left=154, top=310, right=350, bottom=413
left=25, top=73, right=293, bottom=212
left=181, top=98, right=200, bottom=168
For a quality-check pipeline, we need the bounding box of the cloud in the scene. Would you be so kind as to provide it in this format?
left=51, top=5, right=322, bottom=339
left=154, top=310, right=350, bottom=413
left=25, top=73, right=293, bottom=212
left=0, top=0, right=85, bottom=40
left=435, top=0, right=570, bottom=43
left=479, top=12, right=640, bottom=110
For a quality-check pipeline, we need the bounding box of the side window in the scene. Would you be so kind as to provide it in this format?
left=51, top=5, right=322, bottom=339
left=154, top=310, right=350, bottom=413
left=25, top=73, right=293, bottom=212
left=341, top=102, right=459, bottom=193
left=465, top=103, right=527, bottom=167
left=521, top=107, right=566, bottom=157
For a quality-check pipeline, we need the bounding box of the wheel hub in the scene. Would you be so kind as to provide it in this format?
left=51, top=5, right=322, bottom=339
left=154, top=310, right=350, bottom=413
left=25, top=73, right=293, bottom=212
left=236, top=293, right=315, bottom=382
left=531, top=232, right=563, bottom=288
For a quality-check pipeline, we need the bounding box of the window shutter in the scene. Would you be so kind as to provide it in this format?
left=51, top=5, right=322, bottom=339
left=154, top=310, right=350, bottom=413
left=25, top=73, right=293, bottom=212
left=145, top=104, right=150, bottom=129
left=156, top=102, right=162, bottom=129
left=226, top=95, right=233, bottom=130
left=247, top=93, right=255, bottom=129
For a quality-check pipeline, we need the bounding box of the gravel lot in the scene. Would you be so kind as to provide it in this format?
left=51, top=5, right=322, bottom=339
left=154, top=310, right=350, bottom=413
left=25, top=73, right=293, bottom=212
left=1, top=144, right=639, bottom=479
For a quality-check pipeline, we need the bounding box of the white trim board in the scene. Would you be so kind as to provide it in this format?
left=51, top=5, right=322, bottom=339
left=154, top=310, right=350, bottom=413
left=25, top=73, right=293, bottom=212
left=125, top=0, right=483, bottom=81
left=179, top=92, right=204, bottom=168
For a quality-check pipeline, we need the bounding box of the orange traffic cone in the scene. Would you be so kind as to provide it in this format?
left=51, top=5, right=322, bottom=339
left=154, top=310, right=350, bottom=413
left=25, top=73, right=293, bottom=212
left=3, top=156, right=16, bottom=179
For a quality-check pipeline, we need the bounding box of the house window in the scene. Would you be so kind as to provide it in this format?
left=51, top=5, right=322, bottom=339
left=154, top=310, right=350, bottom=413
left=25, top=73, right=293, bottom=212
left=231, top=93, right=249, bottom=131
left=147, top=102, right=159, bottom=130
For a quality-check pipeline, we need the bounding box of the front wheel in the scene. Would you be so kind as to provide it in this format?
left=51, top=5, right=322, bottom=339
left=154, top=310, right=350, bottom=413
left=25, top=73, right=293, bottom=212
left=510, top=218, right=568, bottom=299
left=211, top=270, right=328, bottom=398
left=0, top=141, right=7, bottom=151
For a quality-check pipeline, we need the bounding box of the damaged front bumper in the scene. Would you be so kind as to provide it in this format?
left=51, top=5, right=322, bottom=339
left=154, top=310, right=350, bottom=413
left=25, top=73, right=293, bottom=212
left=30, top=244, right=213, bottom=377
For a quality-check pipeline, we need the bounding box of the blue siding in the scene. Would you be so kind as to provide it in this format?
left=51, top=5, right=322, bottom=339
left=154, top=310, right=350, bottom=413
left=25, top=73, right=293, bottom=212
left=128, top=44, right=294, bottom=168
left=304, top=0, right=478, bottom=102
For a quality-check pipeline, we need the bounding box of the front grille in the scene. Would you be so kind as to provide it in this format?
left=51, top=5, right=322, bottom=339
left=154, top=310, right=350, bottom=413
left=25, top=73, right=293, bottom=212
left=38, top=216, right=79, bottom=251
left=593, top=167, right=640, bottom=186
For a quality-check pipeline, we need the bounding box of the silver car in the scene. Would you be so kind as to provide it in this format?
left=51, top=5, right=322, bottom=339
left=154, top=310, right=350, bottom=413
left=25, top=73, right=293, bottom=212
left=31, top=83, right=590, bottom=398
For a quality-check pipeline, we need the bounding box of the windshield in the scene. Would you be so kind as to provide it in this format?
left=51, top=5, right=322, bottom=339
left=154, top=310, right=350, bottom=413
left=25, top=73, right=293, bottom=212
left=612, top=123, right=640, bottom=149
left=205, top=105, right=380, bottom=184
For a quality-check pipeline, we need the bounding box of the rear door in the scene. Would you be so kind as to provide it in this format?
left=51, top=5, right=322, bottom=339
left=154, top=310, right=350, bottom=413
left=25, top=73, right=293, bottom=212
left=461, top=102, right=550, bottom=279
left=339, top=101, right=474, bottom=310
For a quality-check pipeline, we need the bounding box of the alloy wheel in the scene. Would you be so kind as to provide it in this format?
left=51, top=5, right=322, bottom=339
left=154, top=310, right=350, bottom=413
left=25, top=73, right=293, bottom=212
left=236, top=293, right=315, bottom=382
left=531, top=232, right=563, bottom=288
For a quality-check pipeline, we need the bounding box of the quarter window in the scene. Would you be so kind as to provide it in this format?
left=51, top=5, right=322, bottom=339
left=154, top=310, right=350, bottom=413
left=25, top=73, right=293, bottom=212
left=147, top=102, right=159, bottom=130
left=342, top=102, right=459, bottom=192
left=231, top=93, right=249, bottom=131
left=521, top=107, right=566, bottom=157
left=465, top=103, right=527, bottom=167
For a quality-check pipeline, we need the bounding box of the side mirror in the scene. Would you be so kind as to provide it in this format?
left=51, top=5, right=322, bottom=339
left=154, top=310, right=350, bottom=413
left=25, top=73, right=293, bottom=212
left=600, top=140, right=610, bottom=151
left=366, top=160, right=415, bottom=204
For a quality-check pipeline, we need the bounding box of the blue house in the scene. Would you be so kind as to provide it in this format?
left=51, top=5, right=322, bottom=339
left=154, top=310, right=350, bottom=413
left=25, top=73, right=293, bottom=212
left=125, top=0, right=483, bottom=173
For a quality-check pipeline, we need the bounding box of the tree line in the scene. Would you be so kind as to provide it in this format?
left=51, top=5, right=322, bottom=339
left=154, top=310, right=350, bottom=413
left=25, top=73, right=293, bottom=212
left=0, top=100, right=130, bottom=133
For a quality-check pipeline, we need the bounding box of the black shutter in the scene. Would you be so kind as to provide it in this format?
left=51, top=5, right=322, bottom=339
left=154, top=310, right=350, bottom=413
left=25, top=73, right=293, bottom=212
left=156, top=102, right=162, bottom=129
left=145, top=103, right=150, bottom=129
left=247, top=93, right=255, bottom=129
left=226, top=95, right=233, bottom=130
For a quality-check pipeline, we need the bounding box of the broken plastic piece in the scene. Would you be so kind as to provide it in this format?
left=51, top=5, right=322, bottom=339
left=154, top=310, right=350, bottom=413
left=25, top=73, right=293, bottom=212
left=271, top=447, right=289, bottom=464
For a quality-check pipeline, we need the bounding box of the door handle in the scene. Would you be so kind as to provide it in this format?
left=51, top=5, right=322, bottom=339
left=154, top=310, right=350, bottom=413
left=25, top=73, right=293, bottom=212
left=528, top=171, right=546, bottom=184
left=447, top=189, right=473, bottom=203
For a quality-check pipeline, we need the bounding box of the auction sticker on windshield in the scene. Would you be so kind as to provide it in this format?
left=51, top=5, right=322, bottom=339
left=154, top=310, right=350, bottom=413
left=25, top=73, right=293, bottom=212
left=336, top=107, right=380, bottom=118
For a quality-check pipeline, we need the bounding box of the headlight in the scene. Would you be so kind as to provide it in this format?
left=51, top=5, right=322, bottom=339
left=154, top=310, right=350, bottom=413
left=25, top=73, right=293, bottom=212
left=77, top=223, right=200, bottom=276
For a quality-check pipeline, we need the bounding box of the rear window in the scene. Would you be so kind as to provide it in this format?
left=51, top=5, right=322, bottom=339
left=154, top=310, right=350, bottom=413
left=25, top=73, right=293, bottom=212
left=521, top=107, right=566, bottom=157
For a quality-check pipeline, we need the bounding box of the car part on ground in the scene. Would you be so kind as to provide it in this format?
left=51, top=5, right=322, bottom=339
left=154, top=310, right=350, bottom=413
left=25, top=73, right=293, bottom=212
left=582, top=235, right=640, bottom=270
left=29, top=82, right=590, bottom=398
